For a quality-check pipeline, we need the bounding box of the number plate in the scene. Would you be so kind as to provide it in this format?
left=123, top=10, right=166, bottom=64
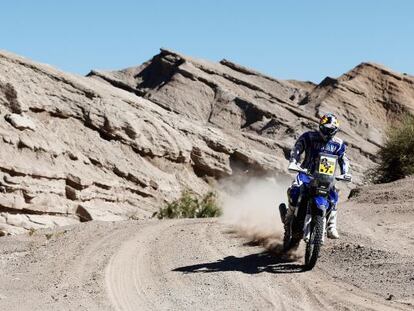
left=318, top=155, right=336, bottom=176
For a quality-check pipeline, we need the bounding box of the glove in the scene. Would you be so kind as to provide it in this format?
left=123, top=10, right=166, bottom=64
left=288, top=161, right=306, bottom=173
left=336, top=173, right=352, bottom=182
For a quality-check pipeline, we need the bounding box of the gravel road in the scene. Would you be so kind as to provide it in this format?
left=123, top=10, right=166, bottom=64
left=0, top=178, right=413, bottom=310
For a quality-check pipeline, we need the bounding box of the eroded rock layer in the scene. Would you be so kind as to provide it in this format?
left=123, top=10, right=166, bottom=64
left=0, top=49, right=413, bottom=234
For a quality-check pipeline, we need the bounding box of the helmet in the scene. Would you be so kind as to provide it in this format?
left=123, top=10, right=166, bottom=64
left=319, top=113, right=339, bottom=139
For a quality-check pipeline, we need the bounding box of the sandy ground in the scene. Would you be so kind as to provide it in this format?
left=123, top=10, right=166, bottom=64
left=0, top=178, right=413, bottom=310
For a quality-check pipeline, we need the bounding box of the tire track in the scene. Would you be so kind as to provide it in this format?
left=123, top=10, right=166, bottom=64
left=104, top=219, right=411, bottom=311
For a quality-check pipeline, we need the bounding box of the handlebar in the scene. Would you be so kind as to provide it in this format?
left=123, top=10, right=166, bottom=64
left=288, top=167, right=308, bottom=174
left=335, top=174, right=352, bottom=182
left=288, top=164, right=352, bottom=183
left=288, top=162, right=309, bottom=174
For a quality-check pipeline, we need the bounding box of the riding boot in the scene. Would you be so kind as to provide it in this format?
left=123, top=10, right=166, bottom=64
left=327, top=210, right=339, bottom=239
left=284, top=204, right=296, bottom=226
left=283, top=204, right=296, bottom=246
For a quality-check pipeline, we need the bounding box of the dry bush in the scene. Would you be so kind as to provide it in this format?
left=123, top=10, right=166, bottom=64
left=156, top=190, right=222, bottom=219
left=370, top=116, right=414, bottom=183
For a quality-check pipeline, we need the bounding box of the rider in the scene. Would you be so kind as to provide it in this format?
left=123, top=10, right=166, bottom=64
left=286, top=112, right=351, bottom=239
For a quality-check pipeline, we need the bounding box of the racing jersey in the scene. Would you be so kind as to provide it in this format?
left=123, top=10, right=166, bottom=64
left=290, top=131, right=350, bottom=174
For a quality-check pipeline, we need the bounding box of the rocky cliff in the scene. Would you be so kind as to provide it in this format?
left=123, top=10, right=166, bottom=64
left=0, top=49, right=413, bottom=234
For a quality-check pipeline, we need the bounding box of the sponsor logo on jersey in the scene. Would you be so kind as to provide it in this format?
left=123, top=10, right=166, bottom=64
left=323, top=143, right=336, bottom=153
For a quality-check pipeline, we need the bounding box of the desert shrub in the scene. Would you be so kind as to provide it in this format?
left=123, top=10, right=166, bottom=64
left=370, top=116, right=414, bottom=183
left=28, top=227, right=37, bottom=236
left=156, top=190, right=222, bottom=219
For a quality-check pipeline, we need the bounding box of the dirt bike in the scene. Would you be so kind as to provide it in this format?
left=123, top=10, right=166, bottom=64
left=279, top=153, right=351, bottom=270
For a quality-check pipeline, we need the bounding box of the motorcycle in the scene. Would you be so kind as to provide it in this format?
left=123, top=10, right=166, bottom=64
left=279, top=152, right=352, bottom=270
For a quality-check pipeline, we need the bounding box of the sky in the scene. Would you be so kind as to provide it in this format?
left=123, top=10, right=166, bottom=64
left=1, top=1, right=413, bottom=83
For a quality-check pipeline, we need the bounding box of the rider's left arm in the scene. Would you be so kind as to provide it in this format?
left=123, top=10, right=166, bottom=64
left=337, top=143, right=350, bottom=175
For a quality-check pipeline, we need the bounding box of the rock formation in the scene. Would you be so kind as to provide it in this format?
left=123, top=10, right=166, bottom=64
left=0, top=48, right=413, bottom=234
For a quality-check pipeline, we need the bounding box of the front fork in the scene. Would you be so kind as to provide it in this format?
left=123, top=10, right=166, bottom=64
left=303, top=196, right=330, bottom=244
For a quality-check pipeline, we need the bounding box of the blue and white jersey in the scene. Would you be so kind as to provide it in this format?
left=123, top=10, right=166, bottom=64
left=290, top=131, right=350, bottom=174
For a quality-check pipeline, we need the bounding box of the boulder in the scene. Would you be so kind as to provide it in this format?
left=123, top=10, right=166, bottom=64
left=5, top=113, right=36, bottom=131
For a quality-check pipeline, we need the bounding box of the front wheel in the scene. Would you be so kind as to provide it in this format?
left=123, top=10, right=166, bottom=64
left=304, top=215, right=324, bottom=270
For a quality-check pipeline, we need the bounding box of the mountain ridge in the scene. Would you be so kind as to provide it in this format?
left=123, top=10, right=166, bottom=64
left=0, top=48, right=413, bottom=234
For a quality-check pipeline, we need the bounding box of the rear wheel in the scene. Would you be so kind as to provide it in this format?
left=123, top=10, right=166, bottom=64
left=304, top=215, right=324, bottom=270
left=278, top=203, right=287, bottom=223
left=283, top=215, right=302, bottom=252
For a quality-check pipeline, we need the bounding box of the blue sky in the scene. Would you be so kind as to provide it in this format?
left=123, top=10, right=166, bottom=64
left=1, top=1, right=413, bottom=82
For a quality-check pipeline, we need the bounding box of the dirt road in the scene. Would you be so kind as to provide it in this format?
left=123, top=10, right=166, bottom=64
left=0, top=219, right=410, bottom=310
left=0, top=178, right=413, bottom=310
left=104, top=218, right=411, bottom=311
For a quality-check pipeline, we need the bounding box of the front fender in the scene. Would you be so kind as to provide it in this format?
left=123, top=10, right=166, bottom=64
left=303, top=196, right=328, bottom=241
left=313, top=196, right=329, bottom=215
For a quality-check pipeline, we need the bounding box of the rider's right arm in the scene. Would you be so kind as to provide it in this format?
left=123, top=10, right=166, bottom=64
left=290, top=133, right=307, bottom=163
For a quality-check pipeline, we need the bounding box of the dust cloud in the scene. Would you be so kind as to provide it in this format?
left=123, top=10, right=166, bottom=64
left=218, top=174, right=293, bottom=253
